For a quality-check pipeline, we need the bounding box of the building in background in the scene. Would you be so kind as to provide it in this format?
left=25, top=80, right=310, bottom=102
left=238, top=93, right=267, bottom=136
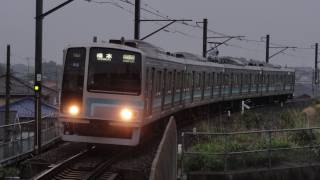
left=0, top=74, right=58, bottom=106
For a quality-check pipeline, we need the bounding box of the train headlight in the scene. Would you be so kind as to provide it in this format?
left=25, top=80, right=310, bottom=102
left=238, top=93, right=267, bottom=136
left=120, top=108, right=133, bottom=121
left=69, top=105, right=80, bottom=116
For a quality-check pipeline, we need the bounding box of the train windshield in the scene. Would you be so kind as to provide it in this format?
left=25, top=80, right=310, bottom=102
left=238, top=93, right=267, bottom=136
left=87, top=47, right=142, bottom=95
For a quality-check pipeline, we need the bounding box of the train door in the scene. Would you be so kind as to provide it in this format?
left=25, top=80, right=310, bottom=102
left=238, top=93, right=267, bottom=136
left=191, top=71, right=195, bottom=103
left=284, top=73, right=286, bottom=91
left=266, top=73, right=269, bottom=93
left=291, top=72, right=295, bottom=91
left=223, top=73, right=228, bottom=97
left=230, top=72, right=234, bottom=96
left=201, top=71, right=206, bottom=100
left=255, top=73, right=259, bottom=94
left=182, top=71, right=189, bottom=103
left=248, top=73, right=252, bottom=94
left=144, top=68, right=150, bottom=116
left=161, top=69, right=167, bottom=110
left=219, top=72, right=223, bottom=97
left=171, top=70, right=176, bottom=107
left=153, top=69, right=162, bottom=112
left=147, top=68, right=155, bottom=116
left=260, top=72, right=264, bottom=95
left=178, top=71, right=183, bottom=105
left=211, top=72, right=215, bottom=99
left=239, top=72, right=243, bottom=95
left=144, top=67, right=152, bottom=116
left=165, top=71, right=173, bottom=108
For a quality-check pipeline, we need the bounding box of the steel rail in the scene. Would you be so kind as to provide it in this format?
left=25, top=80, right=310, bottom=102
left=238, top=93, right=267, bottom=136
left=34, top=146, right=94, bottom=180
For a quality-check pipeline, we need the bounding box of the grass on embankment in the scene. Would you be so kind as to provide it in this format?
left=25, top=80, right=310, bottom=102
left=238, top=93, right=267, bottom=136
left=184, top=100, right=320, bottom=171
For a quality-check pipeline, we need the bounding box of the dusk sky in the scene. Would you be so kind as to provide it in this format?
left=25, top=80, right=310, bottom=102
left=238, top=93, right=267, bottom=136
left=0, top=0, right=319, bottom=67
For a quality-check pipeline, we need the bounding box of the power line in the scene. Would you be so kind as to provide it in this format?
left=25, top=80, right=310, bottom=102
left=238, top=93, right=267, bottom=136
left=86, top=0, right=199, bottom=39
left=85, top=0, right=316, bottom=62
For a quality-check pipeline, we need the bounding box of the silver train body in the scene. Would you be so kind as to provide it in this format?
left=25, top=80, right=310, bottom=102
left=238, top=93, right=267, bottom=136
left=59, top=40, right=295, bottom=146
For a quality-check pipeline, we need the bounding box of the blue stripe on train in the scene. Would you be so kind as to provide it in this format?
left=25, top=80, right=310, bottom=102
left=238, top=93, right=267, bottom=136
left=86, top=98, right=144, bottom=116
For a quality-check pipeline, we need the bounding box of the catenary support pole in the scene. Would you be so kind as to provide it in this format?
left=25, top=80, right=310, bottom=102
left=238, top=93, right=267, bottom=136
left=315, top=43, right=318, bottom=84
left=134, top=0, right=140, bottom=40
left=315, top=43, right=319, bottom=97
left=266, top=34, right=270, bottom=64
left=202, top=18, right=207, bottom=58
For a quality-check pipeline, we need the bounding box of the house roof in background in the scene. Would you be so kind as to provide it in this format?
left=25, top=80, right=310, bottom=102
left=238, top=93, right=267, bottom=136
left=0, top=111, right=18, bottom=125
left=0, top=97, right=57, bottom=118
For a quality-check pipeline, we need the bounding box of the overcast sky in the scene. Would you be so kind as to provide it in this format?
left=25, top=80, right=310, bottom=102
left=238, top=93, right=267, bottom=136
left=0, top=0, right=319, bottom=67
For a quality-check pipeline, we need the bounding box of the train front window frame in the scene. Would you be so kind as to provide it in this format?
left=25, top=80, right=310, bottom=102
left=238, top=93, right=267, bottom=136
left=87, top=47, right=142, bottom=95
left=60, top=47, right=86, bottom=113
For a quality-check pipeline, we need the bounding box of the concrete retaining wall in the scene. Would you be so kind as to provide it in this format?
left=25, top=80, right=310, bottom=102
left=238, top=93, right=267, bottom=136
left=149, top=116, right=177, bottom=180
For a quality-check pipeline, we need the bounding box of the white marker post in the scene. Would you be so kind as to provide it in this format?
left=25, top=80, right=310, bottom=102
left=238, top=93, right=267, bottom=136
left=241, top=100, right=251, bottom=114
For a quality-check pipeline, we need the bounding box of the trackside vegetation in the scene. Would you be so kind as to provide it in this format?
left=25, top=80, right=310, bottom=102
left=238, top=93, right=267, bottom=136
left=183, top=100, right=320, bottom=171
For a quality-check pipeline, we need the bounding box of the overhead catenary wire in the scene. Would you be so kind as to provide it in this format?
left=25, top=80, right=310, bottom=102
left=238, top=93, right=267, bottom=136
left=85, top=0, right=200, bottom=39
left=85, top=0, right=316, bottom=63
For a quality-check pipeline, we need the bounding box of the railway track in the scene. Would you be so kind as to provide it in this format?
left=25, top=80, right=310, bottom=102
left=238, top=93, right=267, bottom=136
left=34, top=145, right=125, bottom=180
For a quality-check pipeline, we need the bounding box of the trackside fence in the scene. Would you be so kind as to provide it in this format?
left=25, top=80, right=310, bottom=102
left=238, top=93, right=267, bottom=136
left=181, top=127, right=320, bottom=177
left=0, top=115, right=60, bottom=165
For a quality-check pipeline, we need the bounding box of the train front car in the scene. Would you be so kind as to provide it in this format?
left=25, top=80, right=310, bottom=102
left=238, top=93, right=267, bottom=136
left=59, top=44, right=144, bottom=146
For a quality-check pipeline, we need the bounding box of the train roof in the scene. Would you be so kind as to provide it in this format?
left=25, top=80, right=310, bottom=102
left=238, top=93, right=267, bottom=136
left=65, top=42, right=144, bottom=55
left=65, top=39, right=295, bottom=73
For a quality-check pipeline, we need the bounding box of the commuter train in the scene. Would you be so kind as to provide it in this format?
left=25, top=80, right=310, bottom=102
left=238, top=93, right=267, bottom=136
left=59, top=39, right=295, bottom=146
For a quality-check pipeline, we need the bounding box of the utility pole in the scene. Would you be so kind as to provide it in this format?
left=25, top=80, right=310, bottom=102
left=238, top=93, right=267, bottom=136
left=315, top=43, right=319, bottom=97
left=266, top=34, right=270, bottom=64
left=5, top=45, right=11, bottom=142
left=34, top=0, right=74, bottom=155
left=202, top=18, right=207, bottom=58
left=34, top=0, right=43, bottom=154
left=134, top=0, right=140, bottom=40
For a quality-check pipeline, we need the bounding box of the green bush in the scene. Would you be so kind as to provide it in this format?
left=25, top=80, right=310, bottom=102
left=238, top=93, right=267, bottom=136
left=279, top=109, right=307, bottom=129
left=184, top=154, right=224, bottom=171
left=0, top=167, right=19, bottom=178
left=184, top=135, right=295, bottom=171
left=289, top=130, right=316, bottom=146
left=191, top=142, right=224, bottom=153
left=239, top=112, right=262, bottom=129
